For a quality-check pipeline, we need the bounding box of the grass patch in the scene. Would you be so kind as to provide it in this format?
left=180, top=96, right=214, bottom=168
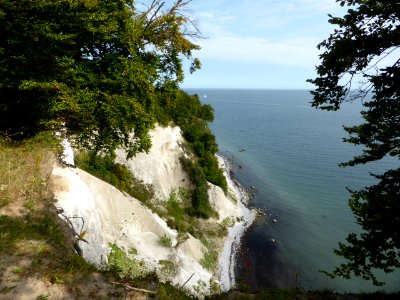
left=11, top=266, right=25, bottom=275
left=74, top=151, right=154, bottom=204
left=156, top=282, right=193, bottom=300
left=23, top=199, right=35, bottom=210
left=0, top=132, right=109, bottom=297
left=0, top=132, right=58, bottom=209
left=255, top=288, right=299, bottom=300
left=200, top=239, right=218, bottom=271
left=163, top=188, right=224, bottom=243
left=107, top=243, right=148, bottom=279
left=164, top=188, right=197, bottom=235
left=200, top=251, right=218, bottom=271
left=64, top=254, right=97, bottom=273
left=0, top=213, right=65, bottom=256
left=222, top=217, right=235, bottom=228
left=157, top=189, right=226, bottom=264
left=159, top=260, right=175, bottom=271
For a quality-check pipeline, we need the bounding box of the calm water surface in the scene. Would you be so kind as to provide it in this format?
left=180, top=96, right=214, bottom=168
left=186, top=89, right=400, bottom=293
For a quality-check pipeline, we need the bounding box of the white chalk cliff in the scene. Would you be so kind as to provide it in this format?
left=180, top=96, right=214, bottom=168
left=51, top=125, right=254, bottom=296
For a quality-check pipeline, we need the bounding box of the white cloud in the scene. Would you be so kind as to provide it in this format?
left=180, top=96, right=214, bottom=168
left=197, top=35, right=321, bottom=67
left=187, top=0, right=345, bottom=68
left=191, top=0, right=344, bottom=30
left=182, top=0, right=347, bottom=87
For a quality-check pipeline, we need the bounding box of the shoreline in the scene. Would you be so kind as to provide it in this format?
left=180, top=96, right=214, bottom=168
left=217, top=154, right=256, bottom=292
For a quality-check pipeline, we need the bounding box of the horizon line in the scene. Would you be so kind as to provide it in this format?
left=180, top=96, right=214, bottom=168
left=182, top=87, right=313, bottom=90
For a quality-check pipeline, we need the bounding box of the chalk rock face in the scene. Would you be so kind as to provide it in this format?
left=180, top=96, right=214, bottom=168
left=178, top=233, right=206, bottom=262
left=115, top=125, right=191, bottom=200
left=52, top=167, right=107, bottom=266
left=52, top=165, right=212, bottom=295
left=51, top=125, right=248, bottom=297
left=208, top=183, right=239, bottom=222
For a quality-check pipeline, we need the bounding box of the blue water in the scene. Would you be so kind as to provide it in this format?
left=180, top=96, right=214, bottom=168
left=185, top=89, right=400, bottom=293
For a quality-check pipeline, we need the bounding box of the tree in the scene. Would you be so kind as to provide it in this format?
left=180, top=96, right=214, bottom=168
left=0, top=0, right=201, bottom=157
left=308, top=0, right=400, bottom=286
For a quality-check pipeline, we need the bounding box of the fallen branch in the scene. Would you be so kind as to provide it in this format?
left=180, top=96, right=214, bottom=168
left=180, top=273, right=194, bottom=289
left=109, top=281, right=156, bottom=295
left=56, top=208, right=89, bottom=243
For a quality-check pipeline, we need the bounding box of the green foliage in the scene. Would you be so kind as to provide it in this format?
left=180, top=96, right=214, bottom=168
left=156, top=283, right=193, bottom=300
left=180, top=157, right=218, bottom=219
left=166, top=189, right=186, bottom=222
left=308, top=0, right=400, bottom=285
left=75, top=151, right=154, bottom=204
left=159, top=235, right=172, bottom=248
left=154, top=90, right=227, bottom=192
left=107, top=243, right=147, bottom=279
left=199, top=239, right=218, bottom=271
left=0, top=0, right=200, bottom=157
left=128, top=247, right=138, bottom=256
left=163, top=188, right=199, bottom=236
left=65, top=254, right=97, bottom=274
left=159, top=260, right=175, bottom=270
left=0, top=0, right=226, bottom=223
left=154, top=91, right=230, bottom=221
left=199, top=152, right=227, bottom=191
left=200, top=251, right=218, bottom=271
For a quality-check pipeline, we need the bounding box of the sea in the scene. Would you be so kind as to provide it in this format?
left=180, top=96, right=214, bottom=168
left=185, top=89, right=400, bottom=293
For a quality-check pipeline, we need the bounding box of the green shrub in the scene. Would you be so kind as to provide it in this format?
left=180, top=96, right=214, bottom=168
left=166, top=190, right=186, bottom=222
left=129, top=247, right=138, bottom=256
left=179, top=157, right=219, bottom=219
left=190, top=185, right=213, bottom=219
left=159, top=235, right=172, bottom=248
left=165, top=188, right=204, bottom=235
left=199, top=154, right=227, bottom=192
left=200, top=250, right=218, bottom=271
left=200, top=239, right=219, bottom=271
left=107, top=243, right=147, bottom=279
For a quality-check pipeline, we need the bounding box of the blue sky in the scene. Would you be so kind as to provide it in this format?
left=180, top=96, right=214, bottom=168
left=172, top=0, right=346, bottom=89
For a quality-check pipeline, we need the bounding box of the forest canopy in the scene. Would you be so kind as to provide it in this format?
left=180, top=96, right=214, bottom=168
left=0, top=0, right=201, bottom=157
left=0, top=0, right=227, bottom=217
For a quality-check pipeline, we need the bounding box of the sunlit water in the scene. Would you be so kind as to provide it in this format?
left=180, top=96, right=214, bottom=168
left=185, top=88, right=400, bottom=293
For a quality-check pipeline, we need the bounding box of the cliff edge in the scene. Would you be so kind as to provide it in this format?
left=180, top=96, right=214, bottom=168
left=51, top=125, right=253, bottom=297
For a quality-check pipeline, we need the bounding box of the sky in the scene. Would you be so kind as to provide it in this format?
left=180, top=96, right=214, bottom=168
left=169, top=0, right=347, bottom=89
